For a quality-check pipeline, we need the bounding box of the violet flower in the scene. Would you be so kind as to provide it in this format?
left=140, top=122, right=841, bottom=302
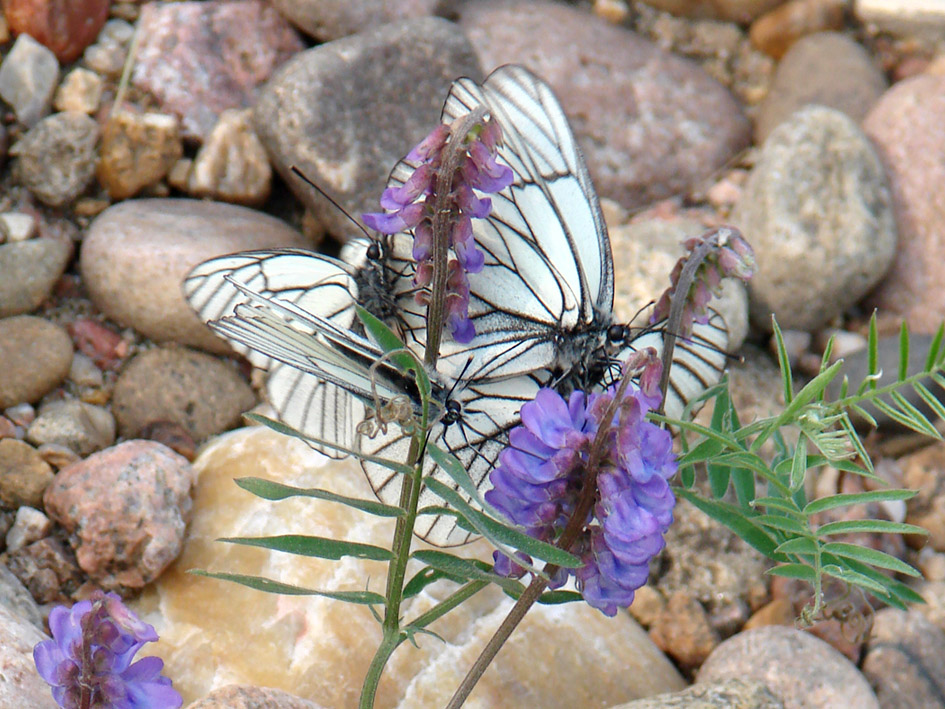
left=34, top=591, right=182, bottom=709
left=651, top=226, right=755, bottom=337
left=363, top=117, right=512, bottom=343
left=485, top=354, right=678, bottom=616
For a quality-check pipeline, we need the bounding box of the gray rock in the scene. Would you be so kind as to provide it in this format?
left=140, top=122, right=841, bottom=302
left=0, top=316, right=73, bottom=408
left=253, top=16, right=480, bottom=239
left=0, top=438, right=54, bottom=509
left=0, top=238, right=72, bottom=317
left=5, top=535, right=82, bottom=604
left=11, top=112, right=99, bottom=207
left=612, top=679, right=783, bottom=708
left=755, top=32, right=887, bottom=144
left=0, top=34, right=59, bottom=127
left=44, top=440, right=196, bottom=590
left=459, top=0, right=751, bottom=210
left=82, top=18, right=134, bottom=77
left=732, top=105, right=896, bottom=332
left=80, top=199, right=308, bottom=353
left=0, top=604, right=59, bottom=708
left=111, top=346, right=256, bottom=441
left=0, top=562, right=44, bottom=631
left=5, top=506, right=51, bottom=553
left=698, top=626, right=879, bottom=708
left=862, top=609, right=945, bottom=709
left=26, top=400, right=116, bottom=457
left=270, top=0, right=442, bottom=41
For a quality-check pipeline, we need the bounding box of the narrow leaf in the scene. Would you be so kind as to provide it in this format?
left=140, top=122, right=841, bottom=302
left=898, top=322, right=910, bottom=381
left=771, top=317, right=794, bottom=405
left=822, top=542, right=921, bottom=576
left=890, top=391, right=941, bottom=437
left=925, top=324, right=945, bottom=371
left=790, top=434, right=808, bottom=493
left=220, top=535, right=393, bottom=561
left=756, top=514, right=810, bottom=535
left=188, top=570, right=385, bottom=604
left=732, top=467, right=756, bottom=510
left=913, top=381, right=945, bottom=423
left=427, top=444, right=489, bottom=510
left=676, top=489, right=780, bottom=558
left=804, top=489, right=916, bottom=515
left=412, top=550, right=524, bottom=594
left=868, top=312, right=879, bottom=382
left=753, top=496, right=803, bottom=515
left=677, top=437, right=725, bottom=466
left=537, top=590, right=584, bottom=605
left=816, top=520, right=929, bottom=537
left=234, top=477, right=403, bottom=517
left=766, top=563, right=817, bottom=583
left=775, top=537, right=819, bottom=555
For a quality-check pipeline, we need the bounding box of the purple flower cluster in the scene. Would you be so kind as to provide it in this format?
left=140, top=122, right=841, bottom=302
left=363, top=118, right=513, bottom=343
left=651, top=226, right=755, bottom=337
left=34, top=591, right=182, bottom=709
left=485, top=364, right=678, bottom=616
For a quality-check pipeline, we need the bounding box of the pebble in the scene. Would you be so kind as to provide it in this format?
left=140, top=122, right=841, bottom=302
left=5, top=506, right=51, bottom=553
left=44, top=440, right=196, bottom=590
left=96, top=111, right=184, bottom=200
left=864, top=76, right=945, bottom=333
left=82, top=18, right=134, bottom=76
left=4, top=0, right=109, bottom=63
left=138, top=420, right=197, bottom=462
left=134, top=425, right=687, bottom=706
left=748, top=0, right=845, bottom=59
left=10, top=112, right=99, bottom=207
left=0, top=604, right=60, bottom=709
left=3, top=403, right=34, bottom=428
left=67, top=318, right=128, bottom=370
left=254, top=17, right=479, bottom=239
left=132, top=0, right=304, bottom=141
left=52, top=67, right=104, bottom=114
left=896, top=442, right=945, bottom=551
left=188, top=685, right=322, bottom=709
left=862, top=609, right=945, bottom=708
left=733, top=106, right=896, bottom=333
left=0, top=238, right=72, bottom=317
left=0, top=438, right=54, bottom=509
left=0, top=33, right=59, bottom=127
left=80, top=199, right=309, bottom=352
left=593, top=0, right=630, bottom=24
left=648, top=590, right=720, bottom=669
left=755, top=32, right=888, bottom=144
left=612, top=679, right=783, bottom=709
left=459, top=0, right=751, bottom=210
left=185, top=108, right=271, bottom=206
left=26, top=400, right=116, bottom=457
left=0, top=212, right=36, bottom=243
left=697, top=626, right=879, bottom=707
left=5, top=535, right=82, bottom=603
left=111, top=346, right=255, bottom=441
left=633, top=0, right=782, bottom=23
left=269, top=0, right=440, bottom=41
left=0, top=316, right=73, bottom=408
left=0, top=415, right=19, bottom=440
left=855, top=0, right=945, bottom=42
left=0, top=561, right=44, bottom=631
left=68, top=351, right=104, bottom=389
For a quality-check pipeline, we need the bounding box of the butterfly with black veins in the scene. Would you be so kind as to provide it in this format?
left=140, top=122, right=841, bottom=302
left=182, top=63, right=732, bottom=545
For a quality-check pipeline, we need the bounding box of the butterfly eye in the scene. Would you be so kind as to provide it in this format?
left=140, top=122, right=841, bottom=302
left=367, top=242, right=381, bottom=261
left=443, top=399, right=463, bottom=425
left=607, top=324, right=627, bottom=344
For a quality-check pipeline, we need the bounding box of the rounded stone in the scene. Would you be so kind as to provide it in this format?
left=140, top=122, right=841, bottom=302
left=0, top=238, right=72, bottom=318
left=25, top=399, right=116, bottom=456
left=732, top=105, right=896, bottom=332
left=79, top=199, right=308, bottom=353
left=862, top=609, right=945, bottom=708
left=755, top=32, right=888, bottom=143
left=697, top=626, right=879, bottom=707
left=111, top=346, right=256, bottom=441
left=863, top=75, right=945, bottom=333
left=459, top=0, right=751, bottom=210
left=0, top=438, right=54, bottom=509
left=0, top=316, right=73, bottom=408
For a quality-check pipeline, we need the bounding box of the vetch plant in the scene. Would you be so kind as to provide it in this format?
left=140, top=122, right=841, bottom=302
left=172, top=64, right=937, bottom=708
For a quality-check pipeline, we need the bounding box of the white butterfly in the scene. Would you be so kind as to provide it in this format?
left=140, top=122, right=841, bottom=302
left=183, top=64, right=730, bottom=546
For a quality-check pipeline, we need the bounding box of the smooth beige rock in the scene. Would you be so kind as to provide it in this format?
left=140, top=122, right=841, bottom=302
left=0, top=605, right=59, bottom=708
left=97, top=111, right=183, bottom=199
left=133, top=426, right=687, bottom=707
left=611, top=678, right=784, bottom=708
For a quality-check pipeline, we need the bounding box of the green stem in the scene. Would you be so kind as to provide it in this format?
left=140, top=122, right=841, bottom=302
left=406, top=580, right=490, bottom=632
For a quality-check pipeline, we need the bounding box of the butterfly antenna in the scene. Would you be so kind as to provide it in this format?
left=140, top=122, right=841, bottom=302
left=290, top=165, right=375, bottom=241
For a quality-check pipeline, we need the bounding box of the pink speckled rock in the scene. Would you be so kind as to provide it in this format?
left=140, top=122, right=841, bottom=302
left=43, top=440, right=196, bottom=590
left=864, top=75, right=945, bottom=334
left=132, top=0, right=304, bottom=141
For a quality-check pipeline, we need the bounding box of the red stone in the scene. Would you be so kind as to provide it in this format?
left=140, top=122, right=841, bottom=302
left=67, top=318, right=126, bottom=370
left=3, top=0, right=110, bottom=63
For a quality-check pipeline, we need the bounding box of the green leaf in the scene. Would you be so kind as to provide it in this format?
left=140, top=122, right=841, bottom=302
left=925, top=324, right=945, bottom=372
left=707, top=462, right=731, bottom=499
left=220, top=535, right=393, bottom=561
left=771, top=317, right=794, bottom=405
left=245, top=413, right=413, bottom=476
left=411, top=550, right=524, bottom=594
left=426, top=444, right=488, bottom=510
left=816, top=520, right=928, bottom=537
left=868, top=311, right=879, bottom=382
left=912, top=381, right=945, bottom=423
left=821, top=542, right=921, bottom=577
left=537, top=590, right=583, bottom=605
left=803, top=489, right=917, bottom=515
left=890, top=391, right=940, bottom=437
left=420, top=478, right=581, bottom=568
left=403, top=566, right=467, bottom=599
left=781, top=361, right=845, bottom=422
left=790, top=434, right=807, bottom=493
left=188, top=570, right=385, bottom=604
left=840, top=415, right=874, bottom=473
left=676, top=489, right=781, bottom=558
left=774, top=537, right=819, bottom=555
left=731, top=466, right=756, bottom=510
left=753, top=496, right=803, bottom=515
left=677, top=437, right=724, bottom=467
left=679, top=463, right=696, bottom=489
left=234, top=477, right=403, bottom=518
left=756, top=514, right=809, bottom=536
left=766, top=563, right=817, bottom=583
left=822, top=565, right=892, bottom=596
left=899, top=321, right=910, bottom=382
